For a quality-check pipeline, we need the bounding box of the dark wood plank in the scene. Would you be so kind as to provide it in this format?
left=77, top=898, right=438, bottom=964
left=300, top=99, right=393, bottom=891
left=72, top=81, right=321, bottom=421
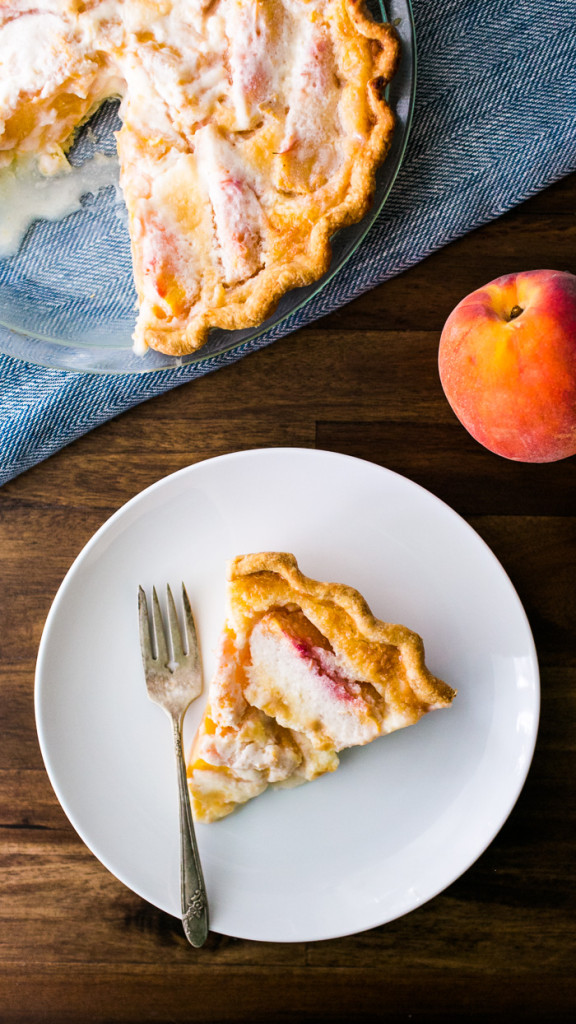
left=0, top=964, right=574, bottom=1023
left=324, top=211, right=576, bottom=331
left=0, top=672, right=46, bottom=770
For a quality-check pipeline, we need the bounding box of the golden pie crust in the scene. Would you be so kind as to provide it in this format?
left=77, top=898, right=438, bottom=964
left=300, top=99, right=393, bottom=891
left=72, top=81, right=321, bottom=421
left=188, top=553, right=456, bottom=822
left=0, top=1, right=399, bottom=355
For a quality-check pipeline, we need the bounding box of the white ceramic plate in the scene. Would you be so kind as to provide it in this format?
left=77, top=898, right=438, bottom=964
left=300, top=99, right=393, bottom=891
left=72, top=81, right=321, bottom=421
left=35, top=448, right=539, bottom=942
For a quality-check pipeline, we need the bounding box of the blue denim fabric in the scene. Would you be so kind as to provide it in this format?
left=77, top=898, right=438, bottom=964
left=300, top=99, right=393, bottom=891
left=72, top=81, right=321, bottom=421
left=1, top=0, right=575, bottom=485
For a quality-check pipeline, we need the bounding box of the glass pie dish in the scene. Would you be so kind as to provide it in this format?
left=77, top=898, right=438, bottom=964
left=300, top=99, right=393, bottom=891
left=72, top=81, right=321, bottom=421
left=0, top=0, right=415, bottom=375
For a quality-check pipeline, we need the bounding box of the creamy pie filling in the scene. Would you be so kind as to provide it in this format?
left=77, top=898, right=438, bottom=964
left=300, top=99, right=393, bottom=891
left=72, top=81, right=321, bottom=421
left=246, top=609, right=385, bottom=750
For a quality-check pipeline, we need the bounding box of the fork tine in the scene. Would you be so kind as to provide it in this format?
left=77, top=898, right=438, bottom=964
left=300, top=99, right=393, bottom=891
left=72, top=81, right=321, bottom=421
left=166, top=583, right=184, bottom=662
left=151, top=586, right=169, bottom=667
left=181, top=583, right=200, bottom=667
left=138, top=586, right=154, bottom=664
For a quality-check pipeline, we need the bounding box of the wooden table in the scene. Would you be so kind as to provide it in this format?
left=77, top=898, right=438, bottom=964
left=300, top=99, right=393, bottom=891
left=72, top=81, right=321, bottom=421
left=1, top=173, right=575, bottom=1024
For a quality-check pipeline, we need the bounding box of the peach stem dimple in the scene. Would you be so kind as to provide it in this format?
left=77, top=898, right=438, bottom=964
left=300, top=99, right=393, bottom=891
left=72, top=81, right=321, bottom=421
left=508, top=304, right=523, bottom=321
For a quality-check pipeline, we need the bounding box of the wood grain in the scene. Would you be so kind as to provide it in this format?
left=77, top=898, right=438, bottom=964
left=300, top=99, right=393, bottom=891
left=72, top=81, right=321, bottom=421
left=1, top=172, right=575, bottom=1023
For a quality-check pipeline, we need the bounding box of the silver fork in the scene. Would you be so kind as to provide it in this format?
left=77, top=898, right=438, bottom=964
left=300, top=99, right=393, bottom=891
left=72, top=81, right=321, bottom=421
left=138, top=583, right=209, bottom=948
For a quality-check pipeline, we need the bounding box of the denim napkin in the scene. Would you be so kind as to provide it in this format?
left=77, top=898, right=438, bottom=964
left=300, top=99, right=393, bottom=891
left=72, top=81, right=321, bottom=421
left=1, top=0, right=575, bottom=486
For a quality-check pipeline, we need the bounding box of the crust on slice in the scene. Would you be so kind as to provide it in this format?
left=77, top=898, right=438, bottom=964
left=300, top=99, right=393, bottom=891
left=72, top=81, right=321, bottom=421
left=187, top=553, right=456, bottom=822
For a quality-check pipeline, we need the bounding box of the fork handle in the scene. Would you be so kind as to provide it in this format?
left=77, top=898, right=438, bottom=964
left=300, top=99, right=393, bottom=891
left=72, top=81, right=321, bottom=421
left=173, top=717, right=209, bottom=947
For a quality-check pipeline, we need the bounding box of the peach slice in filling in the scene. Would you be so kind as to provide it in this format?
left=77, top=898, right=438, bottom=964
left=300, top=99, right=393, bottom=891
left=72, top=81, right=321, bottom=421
left=194, top=123, right=264, bottom=286
left=274, top=16, right=341, bottom=192
left=245, top=608, right=384, bottom=751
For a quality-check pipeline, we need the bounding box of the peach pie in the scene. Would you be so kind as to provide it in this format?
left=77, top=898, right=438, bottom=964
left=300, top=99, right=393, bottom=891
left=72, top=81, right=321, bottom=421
left=187, top=553, right=456, bottom=822
left=0, top=0, right=399, bottom=355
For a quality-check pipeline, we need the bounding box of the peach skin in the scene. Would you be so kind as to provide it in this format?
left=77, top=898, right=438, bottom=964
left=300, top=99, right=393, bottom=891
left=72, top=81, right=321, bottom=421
left=438, top=269, right=576, bottom=462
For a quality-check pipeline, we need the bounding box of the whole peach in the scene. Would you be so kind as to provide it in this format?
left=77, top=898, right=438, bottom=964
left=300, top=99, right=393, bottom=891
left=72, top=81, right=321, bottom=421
left=438, top=269, right=576, bottom=462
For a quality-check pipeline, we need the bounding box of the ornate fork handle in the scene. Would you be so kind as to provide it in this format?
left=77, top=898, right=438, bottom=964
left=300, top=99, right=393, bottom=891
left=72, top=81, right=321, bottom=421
left=139, top=583, right=209, bottom=947
left=173, top=715, right=209, bottom=947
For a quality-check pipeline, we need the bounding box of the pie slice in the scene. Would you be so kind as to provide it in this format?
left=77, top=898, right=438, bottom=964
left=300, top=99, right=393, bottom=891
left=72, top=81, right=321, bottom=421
left=187, top=553, right=456, bottom=822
